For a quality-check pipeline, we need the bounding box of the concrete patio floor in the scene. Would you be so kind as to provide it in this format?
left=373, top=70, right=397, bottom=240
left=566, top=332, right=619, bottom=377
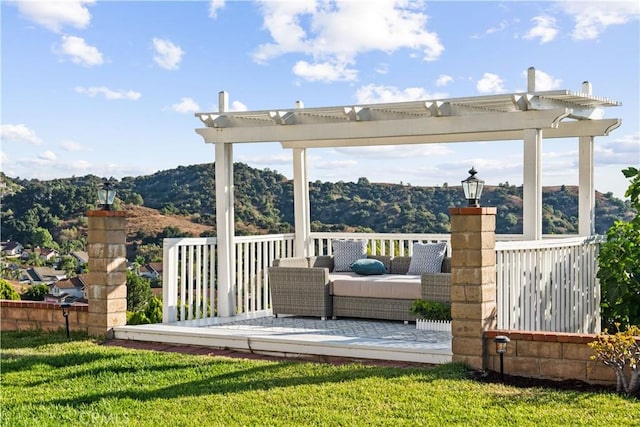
left=113, top=315, right=452, bottom=365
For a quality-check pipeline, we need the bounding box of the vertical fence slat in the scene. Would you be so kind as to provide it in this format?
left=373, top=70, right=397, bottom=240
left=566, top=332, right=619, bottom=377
left=495, top=236, right=602, bottom=333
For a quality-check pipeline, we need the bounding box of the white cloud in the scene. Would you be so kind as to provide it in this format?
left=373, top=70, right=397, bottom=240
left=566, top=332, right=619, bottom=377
left=523, top=16, right=558, bottom=44
left=15, top=0, right=94, bottom=33
left=171, top=97, right=200, bottom=114
left=70, top=160, right=92, bottom=171
left=0, top=124, right=43, bottom=145
left=436, top=74, right=453, bottom=87
left=38, top=150, right=57, bottom=162
left=476, top=73, right=506, bottom=93
left=313, top=158, right=359, bottom=171
left=253, top=1, right=443, bottom=82
left=56, top=35, right=103, bottom=66
left=230, top=101, right=248, bottom=112
left=75, top=86, right=141, bottom=100
left=595, top=133, right=640, bottom=166
left=292, top=59, right=357, bottom=82
left=561, top=1, right=640, bottom=40
left=471, top=20, right=512, bottom=39
left=60, top=140, right=85, bottom=151
left=521, top=69, right=562, bottom=91
left=375, top=63, right=389, bottom=75
left=209, top=0, right=225, bottom=18
left=355, top=84, right=448, bottom=103
left=152, top=38, right=184, bottom=70
left=237, top=153, right=292, bottom=167
left=336, top=144, right=453, bottom=159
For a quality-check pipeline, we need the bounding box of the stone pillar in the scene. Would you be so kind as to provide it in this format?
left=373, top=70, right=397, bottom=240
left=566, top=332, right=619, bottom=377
left=449, top=207, right=497, bottom=370
left=86, top=210, right=127, bottom=337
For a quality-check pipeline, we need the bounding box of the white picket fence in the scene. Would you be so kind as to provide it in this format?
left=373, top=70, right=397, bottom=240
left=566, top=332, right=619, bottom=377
left=495, top=235, right=602, bottom=334
left=416, top=319, right=452, bottom=333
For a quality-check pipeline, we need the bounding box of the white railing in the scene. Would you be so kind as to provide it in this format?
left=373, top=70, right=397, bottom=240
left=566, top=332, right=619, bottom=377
left=495, top=235, right=603, bottom=334
left=162, top=232, right=602, bottom=333
left=310, top=232, right=451, bottom=257
left=235, top=234, right=295, bottom=316
left=162, top=234, right=295, bottom=323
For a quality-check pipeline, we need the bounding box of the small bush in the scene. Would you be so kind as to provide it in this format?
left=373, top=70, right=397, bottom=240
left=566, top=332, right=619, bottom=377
left=0, top=279, right=21, bottom=300
left=588, top=325, right=640, bottom=395
left=410, top=299, right=451, bottom=321
left=21, top=284, right=49, bottom=301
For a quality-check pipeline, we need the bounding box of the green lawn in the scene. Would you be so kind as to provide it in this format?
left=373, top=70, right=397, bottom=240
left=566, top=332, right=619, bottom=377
left=1, top=331, right=637, bottom=427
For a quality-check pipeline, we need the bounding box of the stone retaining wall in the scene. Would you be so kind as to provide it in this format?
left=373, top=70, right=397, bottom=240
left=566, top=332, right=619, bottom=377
left=1, top=300, right=88, bottom=333
left=484, top=330, right=620, bottom=385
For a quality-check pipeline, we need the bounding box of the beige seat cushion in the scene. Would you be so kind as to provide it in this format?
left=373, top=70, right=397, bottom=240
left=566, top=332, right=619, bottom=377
left=329, top=273, right=421, bottom=300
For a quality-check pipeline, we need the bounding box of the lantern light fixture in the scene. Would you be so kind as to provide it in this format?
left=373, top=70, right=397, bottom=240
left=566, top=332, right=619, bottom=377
left=97, top=181, right=116, bottom=211
left=461, top=167, right=484, bottom=207
left=494, top=335, right=510, bottom=381
left=60, top=303, right=71, bottom=339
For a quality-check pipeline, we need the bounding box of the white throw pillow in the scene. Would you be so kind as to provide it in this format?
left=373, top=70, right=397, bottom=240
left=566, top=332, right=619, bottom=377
left=332, top=239, right=367, bottom=272
left=407, top=242, right=447, bottom=274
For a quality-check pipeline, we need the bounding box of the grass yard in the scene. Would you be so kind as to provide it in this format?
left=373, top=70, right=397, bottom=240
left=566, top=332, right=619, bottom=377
left=1, top=331, right=637, bottom=426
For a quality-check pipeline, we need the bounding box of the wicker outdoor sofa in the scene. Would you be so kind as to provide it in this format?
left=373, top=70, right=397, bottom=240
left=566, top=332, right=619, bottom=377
left=268, top=254, right=451, bottom=322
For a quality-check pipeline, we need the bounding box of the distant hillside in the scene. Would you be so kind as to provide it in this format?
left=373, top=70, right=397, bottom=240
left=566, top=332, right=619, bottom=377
left=0, top=164, right=635, bottom=259
left=125, top=204, right=213, bottom=237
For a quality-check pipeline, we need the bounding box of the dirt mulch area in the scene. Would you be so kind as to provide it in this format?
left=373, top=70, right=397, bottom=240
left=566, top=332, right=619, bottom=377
left=469, top=369, right=640, bottom=397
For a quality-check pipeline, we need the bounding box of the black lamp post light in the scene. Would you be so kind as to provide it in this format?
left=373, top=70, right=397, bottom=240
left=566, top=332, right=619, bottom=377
left=494, top=335, right=510, bottom=382
left=98, top=181, right=116, bottom=210
left=60, top=303, right=71, bottom=339
left=461, top=167, right=484, bottom=207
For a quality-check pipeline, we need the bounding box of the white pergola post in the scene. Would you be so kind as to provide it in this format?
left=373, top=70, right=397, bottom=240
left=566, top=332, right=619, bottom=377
left=292, top=147, right=311, bottom=257
left=579, top=136, right=595, bottom=236
left=215, top=91, right=235, bottom=317
left=523, top=129, right=543, bottom=240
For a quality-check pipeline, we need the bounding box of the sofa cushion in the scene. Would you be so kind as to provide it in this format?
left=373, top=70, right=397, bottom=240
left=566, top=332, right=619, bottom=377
left=330, top=273, right=421, bottom=299
left=350, top=258, right=387, bottom=275
left=273, top=257, right=309, bottom=268
left=332, top=239, right=367, bottom=272
left=308, top=255, right=334, bottom=270
left=407, top=242, right=447, bottom=274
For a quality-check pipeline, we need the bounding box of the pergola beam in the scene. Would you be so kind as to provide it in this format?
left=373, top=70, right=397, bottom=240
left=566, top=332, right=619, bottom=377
left=276, top=118, right=621, bottom=148
left=196, top=109, right=571, bottom=145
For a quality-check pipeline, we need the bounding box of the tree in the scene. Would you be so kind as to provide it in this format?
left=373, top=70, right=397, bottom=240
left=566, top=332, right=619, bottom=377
left=597, top=167, right=640, bottom=330
left=144, top=296, right=162, bottom=323
left=0, top=279, right=20, bottom=300
left=24, top=252, right=44, bottom=267
left=126, top=271, right=152, bottom=312
left=31, top=227, right=58, bottom=249
left=22, top=284, right=50, bottom=301
left=58, top=255, right=78, bottom=277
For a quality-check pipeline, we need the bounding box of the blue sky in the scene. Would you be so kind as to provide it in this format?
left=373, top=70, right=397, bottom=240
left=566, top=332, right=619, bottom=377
left=1, top=1, right=639, bottom=199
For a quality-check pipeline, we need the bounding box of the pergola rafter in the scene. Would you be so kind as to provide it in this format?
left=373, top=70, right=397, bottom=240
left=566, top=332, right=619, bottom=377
left=194, top=67, right=622, bottom=317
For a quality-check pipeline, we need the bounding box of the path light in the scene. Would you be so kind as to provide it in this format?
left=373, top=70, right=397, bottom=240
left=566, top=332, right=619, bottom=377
left=98, top=181, right=116, bottom=211
left=494, top=335, right=510, bottom=382
left=461, top=167, right=484, bottom=207
left=61, top=303, right=71, bottom=338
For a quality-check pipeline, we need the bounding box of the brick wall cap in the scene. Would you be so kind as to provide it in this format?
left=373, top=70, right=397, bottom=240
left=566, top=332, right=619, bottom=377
left=449, top=207, right=497, bottom=215
left=87, top=210, right=127, bottom=217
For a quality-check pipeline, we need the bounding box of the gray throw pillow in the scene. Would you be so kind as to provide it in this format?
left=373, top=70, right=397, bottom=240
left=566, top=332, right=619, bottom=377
left=407, top=242, right=447, bottom=274
left=332, top=239, right=367, bottom=272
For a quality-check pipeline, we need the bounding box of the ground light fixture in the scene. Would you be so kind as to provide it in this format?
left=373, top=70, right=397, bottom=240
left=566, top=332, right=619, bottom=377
left=60, top=303, right=72, bottom=338
left=461, top=167, right=484, bottom=207
left=98, top=181, right=116, bottom=210
left=494, top=335, right=510, bottom=381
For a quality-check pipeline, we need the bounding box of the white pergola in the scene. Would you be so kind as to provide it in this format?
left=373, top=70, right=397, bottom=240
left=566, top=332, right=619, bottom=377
left=195, top=68, right=621, bottom=316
